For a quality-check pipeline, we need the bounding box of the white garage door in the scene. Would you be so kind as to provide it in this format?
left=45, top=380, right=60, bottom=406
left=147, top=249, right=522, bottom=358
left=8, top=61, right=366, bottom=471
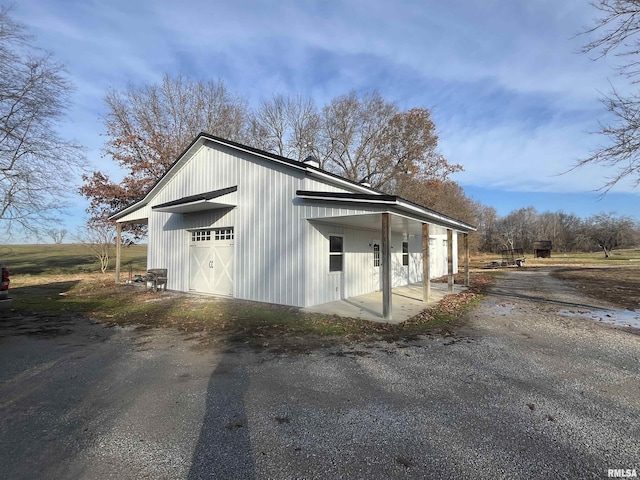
left=189, top=228, right=234, bottom=296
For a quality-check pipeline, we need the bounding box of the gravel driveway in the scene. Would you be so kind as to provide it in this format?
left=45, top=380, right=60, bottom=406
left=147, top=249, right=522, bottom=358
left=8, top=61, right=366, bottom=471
left=0, top=269, right=638, bottom=479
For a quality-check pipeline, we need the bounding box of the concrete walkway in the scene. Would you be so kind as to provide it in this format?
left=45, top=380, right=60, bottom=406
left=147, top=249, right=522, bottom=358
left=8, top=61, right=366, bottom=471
left=302, top=282, right=468, bottom=324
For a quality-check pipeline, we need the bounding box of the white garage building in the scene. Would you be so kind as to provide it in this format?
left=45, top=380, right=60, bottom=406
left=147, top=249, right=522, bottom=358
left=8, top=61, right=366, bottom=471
left=111, top=132, right=476, bottom=320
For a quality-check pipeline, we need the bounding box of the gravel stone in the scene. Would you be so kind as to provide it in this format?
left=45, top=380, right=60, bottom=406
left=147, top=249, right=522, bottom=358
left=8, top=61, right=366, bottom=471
left=0, top=268, right=638, bottom=479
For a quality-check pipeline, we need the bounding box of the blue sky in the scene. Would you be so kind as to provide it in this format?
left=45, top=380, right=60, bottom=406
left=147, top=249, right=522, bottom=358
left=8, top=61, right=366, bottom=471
left=12, top=0, right=640, bottom=232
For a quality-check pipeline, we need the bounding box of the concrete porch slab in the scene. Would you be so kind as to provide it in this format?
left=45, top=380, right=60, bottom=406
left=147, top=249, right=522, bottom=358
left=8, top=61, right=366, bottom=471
left=302, top=283, right=468, bottom=324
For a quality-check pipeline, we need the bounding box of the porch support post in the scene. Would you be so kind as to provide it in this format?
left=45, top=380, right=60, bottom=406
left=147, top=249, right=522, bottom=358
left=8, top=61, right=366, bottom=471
left=447, top=228, right=454, bottom=293
left=464, top=233, right=470, bottom=287
left=115, top=222, right=122, bottom=284
left=422, top=223, right=430, bottom=303
left=382, top=212, right=392, bottom=320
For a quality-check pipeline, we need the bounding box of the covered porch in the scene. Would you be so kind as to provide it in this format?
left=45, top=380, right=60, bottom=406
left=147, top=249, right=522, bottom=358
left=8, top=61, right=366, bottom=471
left=298, top=189, right=475, bottom=321
left=302, top=281, right=468, bottom=324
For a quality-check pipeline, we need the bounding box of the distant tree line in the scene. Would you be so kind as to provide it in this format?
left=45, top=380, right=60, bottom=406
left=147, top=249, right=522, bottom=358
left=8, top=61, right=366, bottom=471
left=473, top=207, right=639, bottom=257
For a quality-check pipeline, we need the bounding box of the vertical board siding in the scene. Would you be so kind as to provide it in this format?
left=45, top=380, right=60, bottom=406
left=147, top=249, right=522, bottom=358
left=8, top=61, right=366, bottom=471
left=305, top=223, right=411, bottom=306
left=303, top=222, right=459, bottom=307
left=304, top=177, right=363, bottom=194
left=146, top=144, right=306, bottom=305
left=144, top=141, right=460, bottom=308
left=233, top=151, right=305, bottom=307
left=146, top=145, right=239, bottom=293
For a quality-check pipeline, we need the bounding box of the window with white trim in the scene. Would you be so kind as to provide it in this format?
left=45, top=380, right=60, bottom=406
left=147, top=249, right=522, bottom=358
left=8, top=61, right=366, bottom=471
left=402, top=241, right=409, bottom=266
left=191, top=230, right=211, bottom=242
left=329, top=235, right=343, bottom=272
left=373, top=243, right=380, bottom=267
left=214, top=228, right=234, bottom=240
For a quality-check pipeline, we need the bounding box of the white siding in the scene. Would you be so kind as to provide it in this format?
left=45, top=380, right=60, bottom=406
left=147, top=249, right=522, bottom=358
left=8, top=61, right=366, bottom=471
left=234, top=153, right=306, bottom=306
left=303, top=222, right=459, bottom=307
left=303, top=176, right=366, bottom=194
left=304, top=223, right=412, bottom=306
left=117, top=205, right=151, bottom=223
left=146, top=145, right=239, bottom=292
left=147, top=208, right=235, bottom=291
left=146, top=144, right=307, bottom=307
left=142, top=140, right=461, bottom=308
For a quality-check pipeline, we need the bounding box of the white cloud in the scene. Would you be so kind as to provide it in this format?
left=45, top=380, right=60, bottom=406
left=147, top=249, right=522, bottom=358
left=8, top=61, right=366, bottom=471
left=442, top=117, right=638, bottom=194
left=8, top=0, right=639, bottom=219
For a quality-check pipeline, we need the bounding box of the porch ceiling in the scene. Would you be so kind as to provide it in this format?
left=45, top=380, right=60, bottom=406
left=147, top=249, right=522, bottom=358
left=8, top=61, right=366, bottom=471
left=308, top=212, right=425, bottom=236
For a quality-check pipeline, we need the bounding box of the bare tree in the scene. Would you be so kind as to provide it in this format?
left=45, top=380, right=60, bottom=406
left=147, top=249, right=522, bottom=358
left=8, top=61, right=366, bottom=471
left=77, top=221, right=116, bottom=274
left=495, top=207, right=538, bottom=251
left=535, top=211, right=583, bottom=253
left=0, top=7, right=85, bottom=232
left=287, top=96, right=322, bottom=161
left=475, top=204, right=500, bottom=253
left=579, top=212, right=637, bottom=257
left=578, top=0, right=640, bottom=190
left=46, top=228, right=67, bottom=244
left=249, top=95, right=288, bottom=156
left=321, top=91, right=397, bottom=186
left=80, top=74, right=248, bottom=228
left=87, top=82, right=472, bottom=233
left=247, top=94, right=321, bottom=160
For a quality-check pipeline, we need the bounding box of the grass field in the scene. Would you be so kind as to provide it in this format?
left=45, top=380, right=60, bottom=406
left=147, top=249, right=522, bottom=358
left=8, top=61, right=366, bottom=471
left=470, top=248, right=640, bottom=269
left=2, top=244, right=638, bottom=348
left=474, top=248, right=640, bottom=310
left=0, top=243, right=147, bottom=275
left=2, top=243, right=493, bottom=346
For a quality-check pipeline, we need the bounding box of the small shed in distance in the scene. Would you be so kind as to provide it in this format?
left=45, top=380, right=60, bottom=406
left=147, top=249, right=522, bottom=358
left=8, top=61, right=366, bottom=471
left=532, top=241, right=552, bottom=258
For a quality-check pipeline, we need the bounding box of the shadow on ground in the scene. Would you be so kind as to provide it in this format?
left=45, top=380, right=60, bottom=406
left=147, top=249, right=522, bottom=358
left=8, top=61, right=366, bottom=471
left=188, top=348, right=256, bottom=479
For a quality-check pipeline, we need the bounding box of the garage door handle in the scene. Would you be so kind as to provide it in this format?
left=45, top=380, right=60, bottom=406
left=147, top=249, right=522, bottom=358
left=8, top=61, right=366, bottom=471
left=209, top=261, right=213, bottom=268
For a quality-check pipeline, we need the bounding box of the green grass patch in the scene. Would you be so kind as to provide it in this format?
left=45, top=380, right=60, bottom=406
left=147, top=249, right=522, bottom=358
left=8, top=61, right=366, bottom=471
left=0, top=243, right=147, bottom=275
left=9, top=272, right=494, bottom=347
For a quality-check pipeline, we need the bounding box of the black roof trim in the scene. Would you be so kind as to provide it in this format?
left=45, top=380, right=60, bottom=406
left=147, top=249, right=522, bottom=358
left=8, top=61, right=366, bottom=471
left=197, top=132, right=389, bottom=193
left=152, top=186, right=237, bottom=210
left=296, top=190, right=397, bottom=202
left=111, top=132, right=475, bottom=231
left=296, top=190, right=477, bottom=231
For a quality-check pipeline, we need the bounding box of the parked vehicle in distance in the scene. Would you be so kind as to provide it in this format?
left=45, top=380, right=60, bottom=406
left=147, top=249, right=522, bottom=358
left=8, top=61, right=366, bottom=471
left=0, top=265, right=11, bottom=309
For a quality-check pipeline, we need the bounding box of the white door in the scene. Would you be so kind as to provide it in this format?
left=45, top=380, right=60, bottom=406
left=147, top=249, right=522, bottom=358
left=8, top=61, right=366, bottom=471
left=328, top=234, right=344, bottom=301
left=372, top=240, right=381, bottom=290
left=211, top=244, right=233, bottom=296
left=190, top=245, right=214, bottom=293
left=189, top=228, right=234, bottom=296
left=443, top=239, right=448, bottom=276
left=429, top=238, right=437, bottom=278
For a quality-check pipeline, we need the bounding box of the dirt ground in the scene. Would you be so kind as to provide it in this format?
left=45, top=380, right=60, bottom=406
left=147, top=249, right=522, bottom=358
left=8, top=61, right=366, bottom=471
left=0, top=268, right=638, bottom=479
left=5, top=266, right=638, bottom=353
left=551, top=265, right=640, bottom=310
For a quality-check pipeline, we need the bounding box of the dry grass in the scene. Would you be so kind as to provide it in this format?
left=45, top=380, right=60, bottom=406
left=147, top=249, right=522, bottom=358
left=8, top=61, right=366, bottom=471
left=470, top=248, right=640, bottom=269
left=470, top=249, right=640, bottom=311
left=8, top=272, right=494, bottom=349
left=9, top=246, right=639, bottom=351
left=551, top=266, right=640, bottom=310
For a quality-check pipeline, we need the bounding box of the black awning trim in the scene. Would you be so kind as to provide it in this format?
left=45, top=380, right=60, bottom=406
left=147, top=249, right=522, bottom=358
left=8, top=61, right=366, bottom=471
left=296, top=190, right=397, bottom=202
left=152, top=185, right=237, bottom=210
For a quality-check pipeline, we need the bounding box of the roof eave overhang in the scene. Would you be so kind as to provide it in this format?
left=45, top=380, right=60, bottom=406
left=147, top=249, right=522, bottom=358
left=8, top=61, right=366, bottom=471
left=110, top=202, right=147, bottom=222
left=297, top=191, right=476, bottom=233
